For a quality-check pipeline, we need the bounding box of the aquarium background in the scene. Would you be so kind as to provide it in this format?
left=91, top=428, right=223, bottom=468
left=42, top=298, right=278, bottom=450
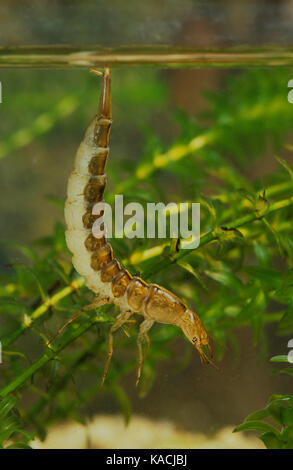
left=1, top=0, right=293, bottom=449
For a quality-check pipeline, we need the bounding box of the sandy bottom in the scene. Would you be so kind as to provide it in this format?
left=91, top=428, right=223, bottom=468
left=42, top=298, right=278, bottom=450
left=31, top=414, right=264, bottom=449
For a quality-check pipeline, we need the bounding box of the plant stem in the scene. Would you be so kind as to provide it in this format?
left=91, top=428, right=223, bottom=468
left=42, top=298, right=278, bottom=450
left=114, top=129, right=218, bottom=197
left=0, top=95, right=80, bottom=160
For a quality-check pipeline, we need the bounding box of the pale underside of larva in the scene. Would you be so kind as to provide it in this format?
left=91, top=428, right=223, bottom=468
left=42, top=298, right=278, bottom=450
left=64, top=68, right=212, bottom=384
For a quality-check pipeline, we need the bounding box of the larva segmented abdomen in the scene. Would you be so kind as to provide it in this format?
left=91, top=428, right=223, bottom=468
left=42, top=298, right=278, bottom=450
left=64, top=69, right=214, bottom=376
left=64, top=69, right=150, bottom=313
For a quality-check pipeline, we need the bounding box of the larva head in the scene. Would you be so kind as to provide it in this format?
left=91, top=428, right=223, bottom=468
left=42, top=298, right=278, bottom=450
left=181, top=309, right=213, bottom=364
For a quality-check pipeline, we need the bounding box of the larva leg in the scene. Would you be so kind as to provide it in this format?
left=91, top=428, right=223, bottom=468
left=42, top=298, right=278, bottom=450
left=136, top=318, right=154, bottom=387
left=100, top=309, right=134, bottom=388
left=48, top=296, right=110, bottom=346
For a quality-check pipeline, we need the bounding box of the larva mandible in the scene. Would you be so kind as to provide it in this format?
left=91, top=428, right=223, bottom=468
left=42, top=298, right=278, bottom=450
left=64, top=68, right=212, bottom=386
